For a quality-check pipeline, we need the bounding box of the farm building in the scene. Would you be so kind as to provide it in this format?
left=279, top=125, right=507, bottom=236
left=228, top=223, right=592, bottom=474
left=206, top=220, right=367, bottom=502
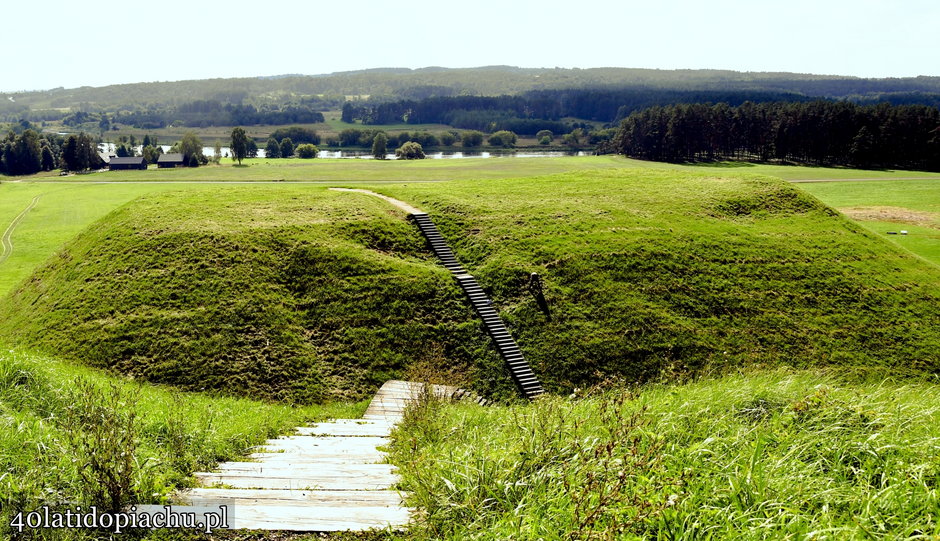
left=98, top=151, right=116, bottom=165
left=108, top=157, right=147, bottom=170
left=157, top=153, right=185, bottom=168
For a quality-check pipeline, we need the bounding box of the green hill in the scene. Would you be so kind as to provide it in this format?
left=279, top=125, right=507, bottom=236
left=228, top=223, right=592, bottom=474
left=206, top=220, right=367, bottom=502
left=2, top=169, right=938, bottom=402
left=0, top=187, right=493, bottom=402
left=6, top=66, right=940, bottom=113
left=381, top=169, right=940, bottom=385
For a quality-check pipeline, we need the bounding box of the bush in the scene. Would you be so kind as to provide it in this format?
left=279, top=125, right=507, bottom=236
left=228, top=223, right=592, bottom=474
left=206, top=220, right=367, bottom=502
left=439, top=131, right=457, bottom=146
left=295, top=144, right=319, bottom=159
left=461, top=130, right=484, bottom=148
left=396, top=141, right=425, bottom=160
left=63, top=380, right=140, bottom=513
left=487, top=130, right=517, bottom=148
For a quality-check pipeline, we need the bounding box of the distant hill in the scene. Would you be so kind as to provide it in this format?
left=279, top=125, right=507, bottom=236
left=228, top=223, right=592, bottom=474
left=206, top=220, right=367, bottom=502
left=3, top=66, right=940, bottom=117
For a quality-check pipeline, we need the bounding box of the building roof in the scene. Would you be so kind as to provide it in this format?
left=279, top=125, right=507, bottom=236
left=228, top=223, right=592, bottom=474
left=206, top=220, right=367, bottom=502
left=98, top=152, right=115, bottom=164
left=157, top=153, right=185, bottom=163
left=109, top=157, right=146, bottom=165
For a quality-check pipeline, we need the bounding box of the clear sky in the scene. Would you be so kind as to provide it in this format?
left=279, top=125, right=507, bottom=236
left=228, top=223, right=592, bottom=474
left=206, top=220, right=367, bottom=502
left=2, top=0, right=938, bottom=92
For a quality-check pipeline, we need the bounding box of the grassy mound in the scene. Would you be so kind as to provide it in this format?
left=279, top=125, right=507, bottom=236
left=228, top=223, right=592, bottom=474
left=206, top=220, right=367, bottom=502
left=379, top=169, right=940, bottom=389
left=2, top=169, right=939, bottom=402
left=0, top=187, right=492, bottom=402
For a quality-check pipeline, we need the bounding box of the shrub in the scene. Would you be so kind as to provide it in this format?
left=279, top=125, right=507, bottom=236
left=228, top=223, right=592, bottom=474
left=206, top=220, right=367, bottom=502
left=63, top=380, right=140, bottom=513
left=396, top=141, right=425, bottom=160
left=461, top=130, right=484, bottom=148
left=487, top=130, right=517, bottom=148
left=295, top=144, right=319, bottom=159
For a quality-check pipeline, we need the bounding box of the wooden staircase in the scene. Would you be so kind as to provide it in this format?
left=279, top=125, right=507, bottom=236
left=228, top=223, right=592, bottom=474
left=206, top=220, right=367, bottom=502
left=410, top=213, right=545, bottom=399
left=176, top=381, right=460, bottom=531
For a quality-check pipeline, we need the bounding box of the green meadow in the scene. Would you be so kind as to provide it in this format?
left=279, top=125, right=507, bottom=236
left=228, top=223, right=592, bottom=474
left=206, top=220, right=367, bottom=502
left=1, top=156, right=940, bottom=538
left=796, top=178, right=940, bottom=266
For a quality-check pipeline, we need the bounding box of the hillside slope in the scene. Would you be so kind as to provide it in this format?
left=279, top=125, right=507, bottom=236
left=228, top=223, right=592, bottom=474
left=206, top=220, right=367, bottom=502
left=6, top=66, right=940, bottom=112
left=1, top=170, right=938, bottom=402
left=0, top=187, right=495, bottom=402
left=379, top=169, right=940, bottom=388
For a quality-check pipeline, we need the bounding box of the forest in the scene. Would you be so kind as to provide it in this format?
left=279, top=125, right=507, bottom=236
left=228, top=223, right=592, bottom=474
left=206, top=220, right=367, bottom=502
left=609, top=101, right=940, bottom=170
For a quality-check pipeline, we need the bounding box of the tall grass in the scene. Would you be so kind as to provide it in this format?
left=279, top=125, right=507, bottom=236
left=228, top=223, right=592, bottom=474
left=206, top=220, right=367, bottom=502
left=390, top=370, right=940, bottom=539
left=0, top=348, right=365, bottom=539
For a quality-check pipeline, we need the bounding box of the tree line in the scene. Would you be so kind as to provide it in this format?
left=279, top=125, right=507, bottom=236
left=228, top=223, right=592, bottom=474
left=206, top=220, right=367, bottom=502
left=339, top=88, right=816, bottom=132
left=607, top=101, right=940, bottom=170
left=56, top=103, right=326, bottom=131
left=0, top=130, right=111, bottom=175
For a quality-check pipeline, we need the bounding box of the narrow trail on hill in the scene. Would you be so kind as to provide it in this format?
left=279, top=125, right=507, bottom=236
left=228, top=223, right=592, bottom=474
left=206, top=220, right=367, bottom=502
left=0, top=195, right=41, bottom=266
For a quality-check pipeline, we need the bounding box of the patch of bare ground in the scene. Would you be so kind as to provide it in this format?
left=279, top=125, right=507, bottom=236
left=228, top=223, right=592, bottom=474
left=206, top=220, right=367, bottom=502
left=839, top=206, right=939, bottom=227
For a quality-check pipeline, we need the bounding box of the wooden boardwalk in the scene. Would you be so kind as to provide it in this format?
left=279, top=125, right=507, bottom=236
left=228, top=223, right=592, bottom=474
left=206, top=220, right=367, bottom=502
left=176, top=380, right=459, bottom=532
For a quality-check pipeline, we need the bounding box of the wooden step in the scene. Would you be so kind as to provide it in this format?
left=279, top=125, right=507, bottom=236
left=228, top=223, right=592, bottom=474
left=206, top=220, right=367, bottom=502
left=212, top=504, right=413, bottom=531
left=178, top=488, right=406, bottom=507
left=296, top=421, right=394, bottom=437
left=194, top=472, right=400, bottom=491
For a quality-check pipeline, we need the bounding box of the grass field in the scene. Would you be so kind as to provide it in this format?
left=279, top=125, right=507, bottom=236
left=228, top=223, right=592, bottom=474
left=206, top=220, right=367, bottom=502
left=796, top=178, right=940, bottom=266
left=19, top=155, right=630, bottom=182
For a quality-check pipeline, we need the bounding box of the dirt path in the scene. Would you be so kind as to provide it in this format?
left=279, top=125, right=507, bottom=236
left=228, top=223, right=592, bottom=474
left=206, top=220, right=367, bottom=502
left=328, top=188, right=425, bottom=215
left=0, top=195, right=41, bottom=265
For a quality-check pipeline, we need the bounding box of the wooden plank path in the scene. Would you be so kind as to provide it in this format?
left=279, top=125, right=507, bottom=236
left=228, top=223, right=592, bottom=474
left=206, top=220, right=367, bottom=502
left=176, top=380, right=459, bottom=532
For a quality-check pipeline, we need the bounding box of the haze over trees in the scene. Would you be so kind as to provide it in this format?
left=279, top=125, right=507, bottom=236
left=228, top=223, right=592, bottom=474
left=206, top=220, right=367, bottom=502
left=7, top=66, right=940, bottom=124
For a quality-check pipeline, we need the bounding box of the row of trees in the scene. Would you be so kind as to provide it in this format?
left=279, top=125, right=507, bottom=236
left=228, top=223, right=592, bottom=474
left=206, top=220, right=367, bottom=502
left=609, top=101, right=940, bottom=170
left=253, top=126, right=322, bottom=160
left=339, top=88, right=816, bottom=131
left=324, top=127, right=564, bottom=149
left=112, top=103, right=325, bottom=130
left=51, top=104, right=327, bottom=132
left=0, top=131, right=107, bottom=175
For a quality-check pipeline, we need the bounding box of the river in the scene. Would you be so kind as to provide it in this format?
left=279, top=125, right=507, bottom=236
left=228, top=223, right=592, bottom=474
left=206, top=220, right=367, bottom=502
left=99, top=143, right=589, bottom=160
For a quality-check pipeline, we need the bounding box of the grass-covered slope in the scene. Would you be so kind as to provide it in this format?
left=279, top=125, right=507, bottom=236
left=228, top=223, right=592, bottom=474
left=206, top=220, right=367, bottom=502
left=379, top=169, right=940, bottom=390
left=0, top=186, right=492, bottom=402
left=0, top=348, right=363, bottom=538
left=2, top=169, right=939, bottom=402
left=391, top=370, right=940, bottom=538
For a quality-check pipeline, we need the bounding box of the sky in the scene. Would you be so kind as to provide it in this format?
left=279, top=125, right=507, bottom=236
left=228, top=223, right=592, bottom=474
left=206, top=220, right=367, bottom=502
left=2, top=0, right=939, bottom=92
